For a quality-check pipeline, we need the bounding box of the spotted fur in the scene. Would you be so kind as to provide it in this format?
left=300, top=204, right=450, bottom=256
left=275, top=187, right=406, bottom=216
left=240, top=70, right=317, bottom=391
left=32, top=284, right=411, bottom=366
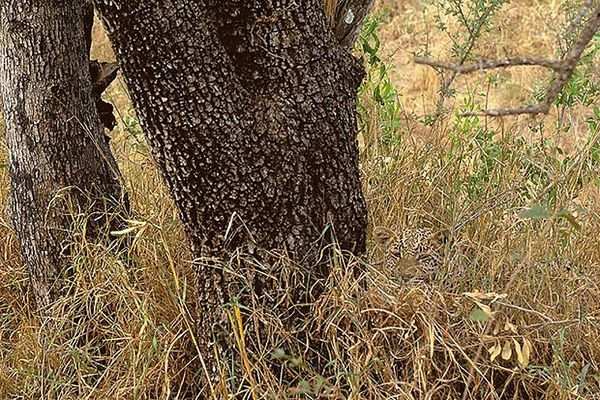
left=377, top=227, right=446, bottom=283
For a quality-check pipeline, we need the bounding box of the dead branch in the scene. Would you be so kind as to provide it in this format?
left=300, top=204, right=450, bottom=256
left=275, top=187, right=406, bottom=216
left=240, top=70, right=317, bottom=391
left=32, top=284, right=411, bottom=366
left=415, top=3, right=600, bottom=117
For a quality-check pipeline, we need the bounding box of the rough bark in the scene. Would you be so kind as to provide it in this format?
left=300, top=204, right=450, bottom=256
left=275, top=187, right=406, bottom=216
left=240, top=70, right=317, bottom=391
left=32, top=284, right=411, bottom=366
left=329, top=0, right=376, bottom=48
left=0, top=1, right=124, bottom=307
left=93, top=0, right=369, bottom=390
left=95, top=0, right=367, bottom=258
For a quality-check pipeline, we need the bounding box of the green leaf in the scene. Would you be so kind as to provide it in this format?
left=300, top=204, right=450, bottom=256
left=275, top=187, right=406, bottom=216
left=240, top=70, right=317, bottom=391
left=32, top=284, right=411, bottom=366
left=374, top=85, right=384, bottom=105
left=295, top=380, right=313, bottom=395
left=271, top=348, right=287, bottom=360
left=469, top=306, right=490, bottom=322
left=519, top=204, right=551, bottom=220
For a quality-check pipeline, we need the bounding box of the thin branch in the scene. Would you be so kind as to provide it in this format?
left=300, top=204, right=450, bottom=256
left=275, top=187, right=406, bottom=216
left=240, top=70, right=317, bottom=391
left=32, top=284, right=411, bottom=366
left=565, top=0, right=595, bottom=42
left=460, top=104, right=550, bottom=117
left=435, top=2, right=500, bottom=114
left=415, top=56, right=564, bottom=73
left=416, top=3, right=600, bottom=117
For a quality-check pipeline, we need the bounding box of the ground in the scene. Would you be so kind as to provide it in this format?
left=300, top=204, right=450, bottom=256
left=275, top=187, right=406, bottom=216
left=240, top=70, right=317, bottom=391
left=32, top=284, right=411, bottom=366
left=1, top=1, right=599, bottom=398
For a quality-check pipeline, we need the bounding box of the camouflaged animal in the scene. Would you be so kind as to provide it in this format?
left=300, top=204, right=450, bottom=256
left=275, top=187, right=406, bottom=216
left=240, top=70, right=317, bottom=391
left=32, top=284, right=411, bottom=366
left=375, top=227, right=447, bottom=283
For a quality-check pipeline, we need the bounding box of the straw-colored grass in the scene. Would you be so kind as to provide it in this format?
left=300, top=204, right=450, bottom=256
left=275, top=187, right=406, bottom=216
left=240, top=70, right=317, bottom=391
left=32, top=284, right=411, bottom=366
left=1, top=2, right=600, bottom=399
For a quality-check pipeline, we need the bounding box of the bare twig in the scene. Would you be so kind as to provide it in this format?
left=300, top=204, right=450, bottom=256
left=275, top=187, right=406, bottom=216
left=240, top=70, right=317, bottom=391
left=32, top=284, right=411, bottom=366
left=460, top=104, right=551, bottom=117
left=415, top=56, right=564, bottom=73
left=434, top=2, right=502, bottom=115
left=416, top=3, right=600, bottom=117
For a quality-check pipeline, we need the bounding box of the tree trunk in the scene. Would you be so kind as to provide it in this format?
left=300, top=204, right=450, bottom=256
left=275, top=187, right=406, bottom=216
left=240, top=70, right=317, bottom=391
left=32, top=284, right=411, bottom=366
left=327, top=0, right=376, bottom=48
left=0, top=1, right=124, bottom=307
left=93, top=0, right=368, bottom=389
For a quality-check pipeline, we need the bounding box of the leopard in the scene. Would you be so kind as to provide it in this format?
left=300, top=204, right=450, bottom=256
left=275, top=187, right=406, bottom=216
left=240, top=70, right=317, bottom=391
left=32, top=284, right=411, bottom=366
left=374, top=226, right=447, bottom=284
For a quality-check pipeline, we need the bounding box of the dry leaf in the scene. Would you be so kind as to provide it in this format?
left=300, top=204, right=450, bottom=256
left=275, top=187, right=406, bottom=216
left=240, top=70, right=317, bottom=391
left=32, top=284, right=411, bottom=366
left=505, top=321, right=518, bottom=334
left=493, top=320, right=501, bottom=335
left=488, top=342, right=502, bottom=362
left=513, top=338, right=525, bottom=367
left=501, top=339, right=512, bottom=360
left=522, top=338, right=533, bottom=367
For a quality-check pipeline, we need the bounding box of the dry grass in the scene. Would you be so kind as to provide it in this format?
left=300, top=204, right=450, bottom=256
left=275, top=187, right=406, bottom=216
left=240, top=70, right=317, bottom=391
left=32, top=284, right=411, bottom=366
left=1, top=1, right=600, bottom=399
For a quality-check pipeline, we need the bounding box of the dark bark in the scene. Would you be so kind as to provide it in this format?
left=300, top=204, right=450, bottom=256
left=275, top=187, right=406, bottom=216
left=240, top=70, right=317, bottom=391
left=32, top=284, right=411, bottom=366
left=94, top=0, right=367, bottom=260
left=0, top=1, right=124, bottom=307
left=93, top=0, right=369, bottom=389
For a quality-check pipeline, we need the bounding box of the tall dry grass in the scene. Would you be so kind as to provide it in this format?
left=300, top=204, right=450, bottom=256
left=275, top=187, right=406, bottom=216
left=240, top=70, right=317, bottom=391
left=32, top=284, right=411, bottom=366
left=1, top=1, right=600, bottom=399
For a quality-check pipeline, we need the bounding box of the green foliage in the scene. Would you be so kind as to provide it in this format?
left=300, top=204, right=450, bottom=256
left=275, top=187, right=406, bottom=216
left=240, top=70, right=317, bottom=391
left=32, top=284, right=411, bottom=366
left=585, top=106, right=600, bottom=134
left=358, top=15, right=403, bottom=147
left=543, top=328, right=596, bottom=396
left=424, top=0, right=508, bottom=105
left=358, top=0, right=600, bottom=210
left=444, top=95, right=506, bottom=199
left=429, top=0, right=507, bottom=61
left=532, top=31, right=600, bottom=114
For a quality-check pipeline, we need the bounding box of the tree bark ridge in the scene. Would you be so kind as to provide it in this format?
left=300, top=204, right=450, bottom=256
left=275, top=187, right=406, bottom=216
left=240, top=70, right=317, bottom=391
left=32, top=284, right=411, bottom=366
left=0, top=0, right=124, bottom=306
left=93, top=0, right=368, bottom=389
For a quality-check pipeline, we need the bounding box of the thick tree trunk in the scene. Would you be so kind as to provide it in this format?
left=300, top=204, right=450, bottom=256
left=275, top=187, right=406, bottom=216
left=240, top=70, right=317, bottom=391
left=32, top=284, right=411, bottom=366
left=95, top=0, right=367, bottom=257
left=93, top=0, right=368, bottom=389
left=0, top=1, right=124, bottom=307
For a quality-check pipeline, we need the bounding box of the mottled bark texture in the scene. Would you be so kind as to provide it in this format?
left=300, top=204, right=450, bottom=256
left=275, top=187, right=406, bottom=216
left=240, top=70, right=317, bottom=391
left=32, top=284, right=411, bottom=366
left=93, top=0, right=369, bottom=389
left=0, top=1, right=124, bottom=307
left=327, top=0, right=376, bottom=48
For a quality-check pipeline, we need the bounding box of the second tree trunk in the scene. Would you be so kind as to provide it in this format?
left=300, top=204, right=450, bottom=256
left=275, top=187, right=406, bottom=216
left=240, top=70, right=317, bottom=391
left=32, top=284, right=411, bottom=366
left=0, top=1, right=124, bottom=307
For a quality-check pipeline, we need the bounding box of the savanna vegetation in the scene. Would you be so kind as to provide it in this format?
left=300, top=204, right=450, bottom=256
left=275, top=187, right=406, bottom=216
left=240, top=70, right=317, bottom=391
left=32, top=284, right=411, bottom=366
left=1, top=0, right=600, bottom=399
